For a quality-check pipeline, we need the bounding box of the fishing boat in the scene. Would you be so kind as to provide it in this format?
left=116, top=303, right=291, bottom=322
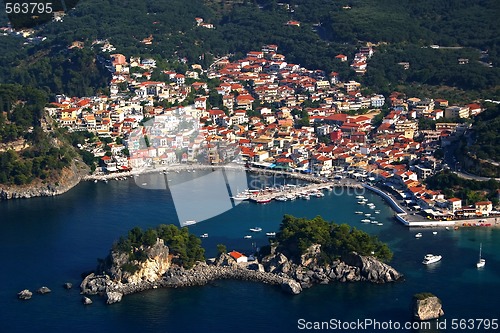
left=476, top=243, right=485, bottom=268
left=422, top=254, right=442, bottom=265
left=249, top=227, right=262, bottom=232
left=255, top=197, right=272, bottom=204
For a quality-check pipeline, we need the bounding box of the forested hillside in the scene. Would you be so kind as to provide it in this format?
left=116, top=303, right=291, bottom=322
left=0, top=0, right=498, bottom=99
left=0, top=84, right=77, bottom=185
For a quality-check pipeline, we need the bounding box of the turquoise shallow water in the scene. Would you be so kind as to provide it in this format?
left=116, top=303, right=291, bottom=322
left=1, top=173, right=499, bottom=332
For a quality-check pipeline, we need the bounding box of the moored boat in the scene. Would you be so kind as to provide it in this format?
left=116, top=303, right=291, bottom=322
left=266, top=232, right=276, bottom=237
left=477, top=243, right=485, bottom=268
left=249, top=227, right=262, bottom=232
left=200, top=233, right=208, bottom=238
left=422, top=254, right=442, bottom=265
left=415, top=232, right=423, bottom=238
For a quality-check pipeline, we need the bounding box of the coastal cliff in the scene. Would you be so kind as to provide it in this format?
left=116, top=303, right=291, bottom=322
left=0, top=160, right=87, bottom=200
left=81, top=239, right=402, bottom=304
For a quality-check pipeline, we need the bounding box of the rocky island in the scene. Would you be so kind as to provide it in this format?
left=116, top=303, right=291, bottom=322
left=81, top=216, right=402, bottom=304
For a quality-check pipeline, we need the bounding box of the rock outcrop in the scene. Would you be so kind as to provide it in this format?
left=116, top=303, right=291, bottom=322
left=82, top=296, right=93, bottom=305
left=81, top=242, right=401, bottom=304
left=63, top=282, right=73, bottom=290
left=37, top=286, right=51, bottom=294
left=260, top=248, right=401, bottom=288
left=17, top=289, right=33, bottom=300
left=413, top=293, right=444, bottom=321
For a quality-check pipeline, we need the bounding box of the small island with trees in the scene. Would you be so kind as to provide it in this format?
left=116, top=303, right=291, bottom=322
left=81, top=215, right=402, bottom=304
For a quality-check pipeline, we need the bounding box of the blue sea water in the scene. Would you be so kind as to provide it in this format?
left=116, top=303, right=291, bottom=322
left=1, top=173, right=499, bottom=333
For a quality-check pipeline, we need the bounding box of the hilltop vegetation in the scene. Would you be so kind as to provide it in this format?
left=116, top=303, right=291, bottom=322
left=0, top=0, right=498, bottom=99
left=425, top=171, right=499, bottom=206
left=274, top=215, right=393, bottom=263
left=113, top=224, right=205, bottom=270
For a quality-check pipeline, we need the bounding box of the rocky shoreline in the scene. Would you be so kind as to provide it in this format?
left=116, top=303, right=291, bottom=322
left=0, top=161, right=87, bottom=200
left=80, top=240, right=402, bottom=304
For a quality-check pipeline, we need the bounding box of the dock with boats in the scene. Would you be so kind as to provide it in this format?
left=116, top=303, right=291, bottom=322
left=237, top=182, right=349, bottom=204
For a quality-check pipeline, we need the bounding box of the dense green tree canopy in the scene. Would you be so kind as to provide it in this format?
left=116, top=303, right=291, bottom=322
left=113, top=224, right=205, bottom=269
left=275, top=214, right=393, bottom=263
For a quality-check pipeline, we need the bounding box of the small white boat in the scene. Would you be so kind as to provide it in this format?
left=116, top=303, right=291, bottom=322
left=94, top=179, right=98, bottom=183
left=355, top=195, right=365, bottom=199
left=200, top=233, right=208, bottom=238
left=183, top=220, right=196, bottom=226
left=364, top=213, right=371, bottom=217
left=377, top=223, right=384, bottom=226
left=266, top=232, right=276, bottom=237
left=361, top=219, right=371, bottom=223
left=422, top=254, right=442, bottom=265
left=433, top=231, right=438, bottom=235
left=249, top=227, right=262, bottom=232
left=232, top=194, right=250, bottom=201
left=243, top=235, right=252, bottom=239
left=477, top=243, right=485, bottom=268
left=374, top=210, right=380, bottom=214
left=415, top=233, right=423, bottom=238
left=371, top=220, right=378, bottom=224
left=355, top=211, right=363, bottom=214
left=357, top=201, right=366, bottom=205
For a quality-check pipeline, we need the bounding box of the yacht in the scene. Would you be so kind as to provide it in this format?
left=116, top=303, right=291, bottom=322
left=249, top=227, right=262, bottom=232
left=415, top=233, right=423, bottom=238
left=364, top=213, right=371, bottom=217
left=243, top=235, right=252, bottom=239
left=477, top=243, right=485, bottom=268
left=361, top=219, right=371, bottom=223
left=422, top=254, right=442, bottom=265
left=266, top=232, right=276, bottom=237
